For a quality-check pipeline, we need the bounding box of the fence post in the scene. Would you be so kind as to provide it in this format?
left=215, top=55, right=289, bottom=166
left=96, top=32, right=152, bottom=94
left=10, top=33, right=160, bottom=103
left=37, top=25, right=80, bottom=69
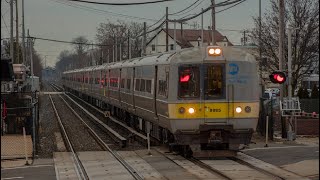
left=147, top=133, right=151, bottom=155
left=23, top=127, right=29, bottom=165
left=265, top=116, right=269, bottom=147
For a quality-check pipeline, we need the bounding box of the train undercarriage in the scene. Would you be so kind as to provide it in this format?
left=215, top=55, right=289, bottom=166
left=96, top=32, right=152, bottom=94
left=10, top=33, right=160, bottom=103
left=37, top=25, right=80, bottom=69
left=65, top=87, right=253, bottom=158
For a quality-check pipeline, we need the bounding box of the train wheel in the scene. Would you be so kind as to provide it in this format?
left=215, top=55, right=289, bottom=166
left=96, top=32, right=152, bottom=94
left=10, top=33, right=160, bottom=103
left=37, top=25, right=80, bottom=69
left=182, top=145, right=192, bottom=158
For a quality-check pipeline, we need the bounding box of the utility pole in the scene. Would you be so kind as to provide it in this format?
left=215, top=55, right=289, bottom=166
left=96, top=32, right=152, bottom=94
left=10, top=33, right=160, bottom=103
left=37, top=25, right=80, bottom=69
left=127, top=29, right=130, bottom=59
left=242, top=30, right=247, bottom=46
left=115, top=37, right=117, bottom=62
left=119, top=44, right=122, bottom=61
left=173, top=20, right=176, bottom=50
left=165, top=7, right=169, bottom=52
left=10, top=0, right=14, bottom=62
left=143, top=22, right=147, bottom=55
left=279, top=0, right=285, bottom=99
left=15, top=0, right=19, bottom=64
left=22, top=0, right=26, bottom=65
left=259, top=0, right=263, bottom=91
left=278, top=0, right=286, bottom=138
left=287, top=26, right=293, bottom=139
left=211, top=0, right=215, bottom=45
left=201, top=8, right=204, bottom=47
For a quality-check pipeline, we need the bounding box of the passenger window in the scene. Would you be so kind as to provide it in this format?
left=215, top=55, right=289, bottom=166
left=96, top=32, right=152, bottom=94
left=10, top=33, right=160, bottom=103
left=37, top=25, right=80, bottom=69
left=120, top=79, right=125, bottom=88
left=146, top=80, right=152, bottom=93
left=178, top=66, right=200, bottom=98
left=140, top=79, right=145, bottom=92
left=127, top=79, right=131, bottom=90
left=135, top=79, right=140, bottom=91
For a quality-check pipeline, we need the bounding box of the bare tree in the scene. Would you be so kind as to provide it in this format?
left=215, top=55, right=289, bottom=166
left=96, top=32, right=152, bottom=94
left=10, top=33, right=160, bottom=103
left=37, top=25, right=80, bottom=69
left=251, top=0, right=319, bottom=94
left=72, top=36, right=89, bottom=68
left=96, top=20, right=143, bottom=62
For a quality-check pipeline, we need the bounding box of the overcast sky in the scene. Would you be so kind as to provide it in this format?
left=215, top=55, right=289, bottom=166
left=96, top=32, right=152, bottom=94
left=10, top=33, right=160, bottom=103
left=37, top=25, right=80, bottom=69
left=1, top=0, right=271, bottom=67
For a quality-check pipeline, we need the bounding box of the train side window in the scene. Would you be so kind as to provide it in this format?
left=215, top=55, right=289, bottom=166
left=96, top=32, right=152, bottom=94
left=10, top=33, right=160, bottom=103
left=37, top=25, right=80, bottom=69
left=110, top=78, right=118, bottom=88
left=146, top=80, right=152, bottom=93
left=127, top=79, right=131, bottom=90
left=178, top=65, right=200, bottom=98
left=140, top=79, right=145, bottom=92
left=120, top=79, right=125, bottom=89
left=135, top=79, right=140, bottom=91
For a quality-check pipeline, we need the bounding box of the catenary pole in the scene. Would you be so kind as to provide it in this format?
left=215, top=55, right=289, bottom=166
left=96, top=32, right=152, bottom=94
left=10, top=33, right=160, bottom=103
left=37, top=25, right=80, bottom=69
left=16, top=0, right=19, bottom=63
left=166, top=7, right=168, bottom=52
left=211, top=0, right=215, bottom=45
left=22, top=0, right=26, bottom=65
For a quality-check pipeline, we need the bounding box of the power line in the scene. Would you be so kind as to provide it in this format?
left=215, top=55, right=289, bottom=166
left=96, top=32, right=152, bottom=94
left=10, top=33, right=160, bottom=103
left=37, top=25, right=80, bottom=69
left=52, top=0, right=158, bottom=22
left=169, top=0, right=201, bottom=15
left=215, top=0, right=246, bottom=14
left=169, top=0, right=246, bottom=22
left=170, top=0, right=206, bottom=17
left=67, top=0, right=173, bottom=5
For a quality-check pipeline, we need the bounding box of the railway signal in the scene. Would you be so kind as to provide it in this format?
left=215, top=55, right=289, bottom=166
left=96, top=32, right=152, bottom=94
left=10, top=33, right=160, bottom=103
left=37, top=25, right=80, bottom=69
left=269, top=71, right=286, bottom=84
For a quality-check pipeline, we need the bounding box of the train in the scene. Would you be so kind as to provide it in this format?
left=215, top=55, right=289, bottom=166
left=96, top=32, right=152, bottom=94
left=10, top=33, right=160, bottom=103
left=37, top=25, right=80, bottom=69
left=62, top=46, right=260, bottom=157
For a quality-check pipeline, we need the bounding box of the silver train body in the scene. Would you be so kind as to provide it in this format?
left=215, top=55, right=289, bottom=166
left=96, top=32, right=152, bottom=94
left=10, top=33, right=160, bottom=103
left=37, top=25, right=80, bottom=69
left=62, top=46, right=260, bottom=157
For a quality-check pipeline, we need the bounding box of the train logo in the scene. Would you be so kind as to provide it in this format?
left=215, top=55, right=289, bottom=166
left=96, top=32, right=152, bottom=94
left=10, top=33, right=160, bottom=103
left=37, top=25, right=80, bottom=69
left=228, top=63, right=239, bottom=75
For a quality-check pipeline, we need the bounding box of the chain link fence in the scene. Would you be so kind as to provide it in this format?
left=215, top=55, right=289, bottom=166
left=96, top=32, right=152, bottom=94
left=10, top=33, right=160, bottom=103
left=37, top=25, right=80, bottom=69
left=1, top=92, right=39, bottom=162
left=300, top=99, right=319, bottom=113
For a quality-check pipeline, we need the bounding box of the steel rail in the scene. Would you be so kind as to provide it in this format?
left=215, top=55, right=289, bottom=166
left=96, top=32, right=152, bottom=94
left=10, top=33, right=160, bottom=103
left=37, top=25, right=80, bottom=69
left=59, top=93, right=144, bottom=180
left=49, top=94, right=89, bottom=180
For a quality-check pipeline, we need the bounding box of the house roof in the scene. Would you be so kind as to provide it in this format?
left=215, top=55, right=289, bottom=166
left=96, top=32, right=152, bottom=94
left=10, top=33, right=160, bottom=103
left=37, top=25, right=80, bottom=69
left=147, top=28, right=233, bottom=47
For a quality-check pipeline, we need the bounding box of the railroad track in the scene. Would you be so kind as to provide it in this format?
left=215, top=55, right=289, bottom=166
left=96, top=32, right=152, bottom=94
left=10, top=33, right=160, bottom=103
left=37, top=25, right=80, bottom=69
left=153, top=147, right=308, bottom=180
left=66, top=91, right=149, bottom=147
left=49, top=92, right=144, bottom=180
left=50, top=83, right=309, bottom=180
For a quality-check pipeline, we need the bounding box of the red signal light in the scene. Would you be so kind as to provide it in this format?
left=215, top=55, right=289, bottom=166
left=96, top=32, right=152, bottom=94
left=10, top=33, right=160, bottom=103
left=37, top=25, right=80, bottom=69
left=180, top=74, right=190, bottom=82
left=269, top=71, right=286, bottom=84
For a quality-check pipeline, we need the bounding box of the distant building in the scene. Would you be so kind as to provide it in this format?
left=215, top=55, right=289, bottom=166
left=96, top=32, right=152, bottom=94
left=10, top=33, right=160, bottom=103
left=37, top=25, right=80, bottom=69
left=146, top=29, right=233, bottom=55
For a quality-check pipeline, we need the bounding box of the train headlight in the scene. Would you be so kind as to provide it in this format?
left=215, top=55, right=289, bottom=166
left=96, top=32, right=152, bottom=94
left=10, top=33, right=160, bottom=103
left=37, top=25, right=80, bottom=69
left=235, top=107, right=242, bottom=113
left=188, top=108, right=195, bottom=114
left=214, top=48, right=221, bottom=55
left=207, top=47, right=222, bottom=56
left=179, top=107, right=185, bottom=114
left=208, top=48, right=215, bottom=55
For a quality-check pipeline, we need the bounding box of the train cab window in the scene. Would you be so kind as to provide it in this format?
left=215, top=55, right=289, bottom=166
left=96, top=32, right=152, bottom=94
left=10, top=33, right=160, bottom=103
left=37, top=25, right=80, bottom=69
left=204, top=64, right=224, bottom=99
left=178, top=66, right=200, bottom=98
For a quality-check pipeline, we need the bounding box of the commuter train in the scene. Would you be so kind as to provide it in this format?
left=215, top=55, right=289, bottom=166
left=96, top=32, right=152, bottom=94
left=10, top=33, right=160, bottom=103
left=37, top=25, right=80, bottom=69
left=62, top=46, right=260, bottom=157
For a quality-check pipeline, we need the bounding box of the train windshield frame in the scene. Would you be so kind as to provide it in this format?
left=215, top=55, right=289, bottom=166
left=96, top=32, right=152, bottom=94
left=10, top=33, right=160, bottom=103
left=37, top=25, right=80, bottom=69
left=178, top=65, right=200, bottom=98
left=204, top=64, right=225, bottom=99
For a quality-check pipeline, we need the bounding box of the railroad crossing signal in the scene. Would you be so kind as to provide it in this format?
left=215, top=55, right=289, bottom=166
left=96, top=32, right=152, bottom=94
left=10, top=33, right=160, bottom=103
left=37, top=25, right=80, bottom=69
left=269, top=71, right=286, bottom=84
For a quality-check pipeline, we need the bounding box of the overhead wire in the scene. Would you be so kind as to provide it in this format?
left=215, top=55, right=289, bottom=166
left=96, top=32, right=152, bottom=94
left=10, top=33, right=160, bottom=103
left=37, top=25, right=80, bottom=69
left=169, top=0, right=206, bottom=17
left=169, top=0, right=246, bottom=22
left=67, top=0, right=173, bottom=6
left=169, top=0, right=201, bottom=15
left=52, top=0, right=159, bottom=22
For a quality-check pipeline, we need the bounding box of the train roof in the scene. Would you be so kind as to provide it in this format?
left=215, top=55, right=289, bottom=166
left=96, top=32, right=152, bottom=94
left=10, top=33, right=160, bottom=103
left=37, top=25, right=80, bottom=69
left=63, top=46, right=255, bottom=74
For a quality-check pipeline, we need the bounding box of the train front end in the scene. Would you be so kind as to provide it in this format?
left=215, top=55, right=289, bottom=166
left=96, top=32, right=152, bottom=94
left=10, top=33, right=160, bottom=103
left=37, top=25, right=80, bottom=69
left=169, top=46, right=260, bottom=157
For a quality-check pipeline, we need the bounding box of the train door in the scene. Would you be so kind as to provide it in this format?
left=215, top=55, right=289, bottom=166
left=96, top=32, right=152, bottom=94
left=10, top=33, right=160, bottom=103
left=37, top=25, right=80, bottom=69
left=132, top=67, right=136, bottom=111
left=153, top=66, right=158, bottom=120
left=119, top=68, right=122, bottom=104
left=203, top=64, right=227, bottom=123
